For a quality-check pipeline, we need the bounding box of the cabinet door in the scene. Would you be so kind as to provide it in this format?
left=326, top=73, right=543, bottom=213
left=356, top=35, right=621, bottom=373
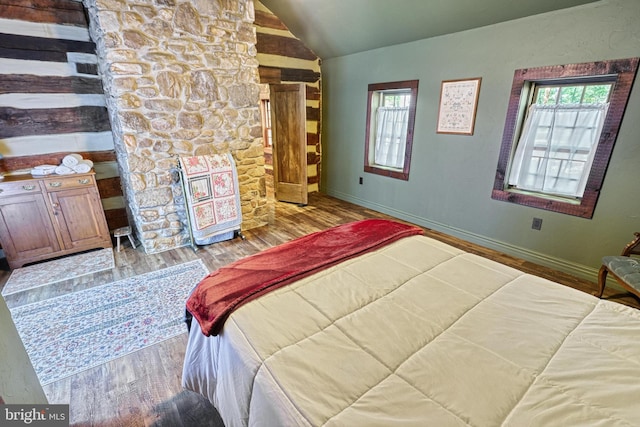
left=0, top=193, right=61, bottom=268
left=48, top=186, right=111, bottom=250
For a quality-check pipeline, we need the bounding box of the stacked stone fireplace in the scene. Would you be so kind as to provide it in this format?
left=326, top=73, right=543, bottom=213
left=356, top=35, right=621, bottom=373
left=83, top=0, right=269, bottom=253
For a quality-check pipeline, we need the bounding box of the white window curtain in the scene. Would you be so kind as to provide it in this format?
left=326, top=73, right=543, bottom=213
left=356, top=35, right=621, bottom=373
left=508, top=103, right=608, bottom=197
left=374, top=106, right=409, bottom=169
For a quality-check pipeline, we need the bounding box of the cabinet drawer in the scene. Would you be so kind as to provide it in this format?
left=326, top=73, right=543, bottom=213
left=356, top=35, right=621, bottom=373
left=43, top=175, right=95, bottom=191
left=0, top=180, right=42, bottom=197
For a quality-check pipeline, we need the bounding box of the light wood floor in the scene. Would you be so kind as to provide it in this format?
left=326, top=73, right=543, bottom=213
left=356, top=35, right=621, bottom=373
left=1, top=193, right=638, bottom=426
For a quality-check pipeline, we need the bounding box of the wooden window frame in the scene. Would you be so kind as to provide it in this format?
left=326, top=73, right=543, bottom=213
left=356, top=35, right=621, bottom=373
left=259, top=97, right=272, bottom=149
left=492, top=58, right=639, bottom=218
left=364, top=80, right=419, bottom=181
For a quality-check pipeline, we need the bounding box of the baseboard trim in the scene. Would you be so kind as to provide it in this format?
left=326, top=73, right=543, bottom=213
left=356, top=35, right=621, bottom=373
left=326, top=190, right=602, bottom=284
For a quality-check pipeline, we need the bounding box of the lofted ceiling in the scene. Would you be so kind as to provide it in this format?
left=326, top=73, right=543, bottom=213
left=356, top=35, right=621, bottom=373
left=259, top=0, right=601, bottom=59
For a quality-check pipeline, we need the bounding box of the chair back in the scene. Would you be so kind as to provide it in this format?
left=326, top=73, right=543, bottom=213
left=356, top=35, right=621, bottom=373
left=622, top=232, right=640, bottom=256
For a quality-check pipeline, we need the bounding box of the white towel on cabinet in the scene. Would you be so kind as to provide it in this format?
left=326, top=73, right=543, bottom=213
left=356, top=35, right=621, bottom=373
left=72, top=160, right=93, bottom=174
left=55, top=165, right=76, bottom=175
left=62, top=153, right=83, bottom=168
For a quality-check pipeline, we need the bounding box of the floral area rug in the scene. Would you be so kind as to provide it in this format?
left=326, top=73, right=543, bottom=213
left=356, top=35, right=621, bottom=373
left=9, top=259, right=208, bottom=385
left=2, top=248, right=115, bottom=296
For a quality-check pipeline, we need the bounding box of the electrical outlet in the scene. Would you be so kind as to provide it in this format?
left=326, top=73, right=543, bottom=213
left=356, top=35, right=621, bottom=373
left=532, top=217, right=543, bottom=230
left=359, top=177, right=363, bottom=185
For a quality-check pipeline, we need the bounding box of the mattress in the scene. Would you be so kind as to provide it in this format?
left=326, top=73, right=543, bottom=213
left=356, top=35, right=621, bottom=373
left=182, top=234, right=640, bottom=426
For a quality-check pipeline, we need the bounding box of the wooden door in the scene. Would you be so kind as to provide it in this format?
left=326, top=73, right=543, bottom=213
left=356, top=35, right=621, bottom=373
left=0, top=193, right=61, bottom=268
left=270, top=83, right=308, bottom=205
left=49, top=186, right=111, bottom=250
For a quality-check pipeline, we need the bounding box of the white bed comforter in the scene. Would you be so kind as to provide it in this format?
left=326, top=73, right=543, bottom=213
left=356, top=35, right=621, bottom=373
left=182, top=235, right=640, bottom=426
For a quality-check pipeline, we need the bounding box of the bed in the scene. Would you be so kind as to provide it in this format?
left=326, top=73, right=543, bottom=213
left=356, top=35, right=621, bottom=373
left=182, top=219, right=640, bottom=426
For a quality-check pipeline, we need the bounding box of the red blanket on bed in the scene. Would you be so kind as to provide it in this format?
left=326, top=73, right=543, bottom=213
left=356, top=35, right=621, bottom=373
left=187, top=218, right=424, bottom=336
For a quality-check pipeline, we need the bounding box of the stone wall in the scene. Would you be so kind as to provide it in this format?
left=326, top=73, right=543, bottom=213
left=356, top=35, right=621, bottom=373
left=83, top=0, right=269, bottom=253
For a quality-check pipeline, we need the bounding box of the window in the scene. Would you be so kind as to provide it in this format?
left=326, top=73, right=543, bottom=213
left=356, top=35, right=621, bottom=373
left=365, top=80, right=418, bottom=180
left=260, top=99, right=272, bottom=148
left=492, top=58, right=639, bottom=218
left=508, top=82, right=612, bottom=198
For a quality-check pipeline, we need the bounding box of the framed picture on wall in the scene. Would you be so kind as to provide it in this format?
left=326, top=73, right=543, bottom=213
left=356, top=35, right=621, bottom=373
left=436, top=77, right=482, bottom=135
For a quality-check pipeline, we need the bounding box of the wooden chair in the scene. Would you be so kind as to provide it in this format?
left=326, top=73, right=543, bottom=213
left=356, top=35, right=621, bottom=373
left=596, top=232, right=640, bottom=299
left=113, top=226, right=136, bottom=252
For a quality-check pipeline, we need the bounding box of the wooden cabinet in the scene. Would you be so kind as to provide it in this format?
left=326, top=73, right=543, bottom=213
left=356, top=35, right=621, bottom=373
left=0, top=172, right=112, bottom=269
